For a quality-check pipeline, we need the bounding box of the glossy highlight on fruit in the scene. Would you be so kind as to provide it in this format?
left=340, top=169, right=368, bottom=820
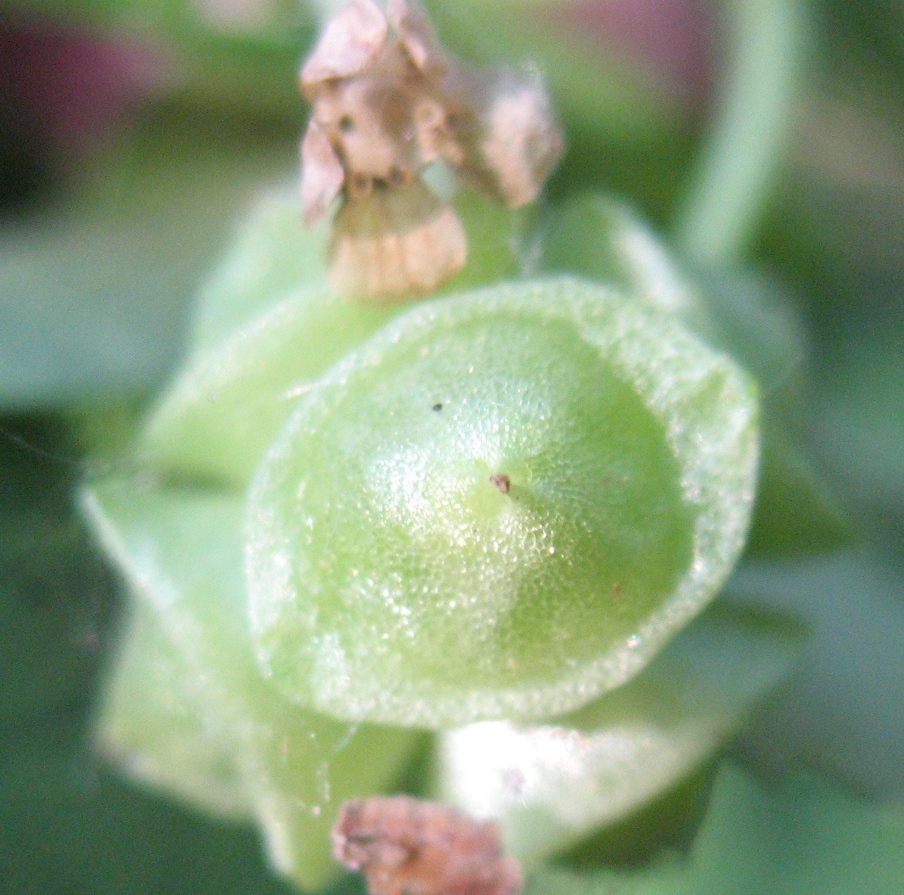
left=245, top=277, right=759, bottom=728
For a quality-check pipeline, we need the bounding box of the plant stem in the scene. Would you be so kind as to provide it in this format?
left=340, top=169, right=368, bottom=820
left=674, top=0, right=810, bottom=265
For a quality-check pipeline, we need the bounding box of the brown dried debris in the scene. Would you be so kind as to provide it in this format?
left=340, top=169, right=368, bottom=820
left=333, top=795, right=523, bottom=895
left=300, top=0, right=563, bottom=301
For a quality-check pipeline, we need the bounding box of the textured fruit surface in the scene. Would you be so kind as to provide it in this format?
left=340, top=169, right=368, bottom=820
left=246, top=278, right=758, bottom=727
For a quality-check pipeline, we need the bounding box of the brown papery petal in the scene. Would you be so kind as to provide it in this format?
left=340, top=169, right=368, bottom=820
left=386, top=0, right=447, bottom=76
left=473, top=76, right=564, bottom=208
left=301, top=0, right=388, bottom=90
left=329, top=179, right=466, bottom=301
left=301, top=119, right=346, bottom=225
left=316, top=78, right=420, bottom=181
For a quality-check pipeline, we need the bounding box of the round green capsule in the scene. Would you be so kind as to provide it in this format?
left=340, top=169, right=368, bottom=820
left=246, top=277, right=758, bottom=728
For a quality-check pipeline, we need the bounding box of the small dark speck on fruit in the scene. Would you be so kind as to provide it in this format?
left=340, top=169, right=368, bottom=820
left=432, top=403, right=443, bottom=411
left=612, top=582, right=622, bottom=595
left=490, top=473, right=511, bottom=494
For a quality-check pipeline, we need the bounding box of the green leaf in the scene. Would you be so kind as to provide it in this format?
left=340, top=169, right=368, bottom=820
left=727, top=550, right=904, bottom=798
left=436, top=602, right=802, bottom=863
left=0, top=518, right=112, bottom=723
left=746, top=424, right=851, bottom=555
left=527, top=762, right=904, bottom=895
left=246, top=277, right=759, bottom=727
left=0, top=417, right=115, bottom=724
left=691, top=266, right=807, bottom=404
left=0, top=750, right=296, bottom=895
left=813, top=331, right=904, bottom=519
left=83, top=478, right=423, bottom=890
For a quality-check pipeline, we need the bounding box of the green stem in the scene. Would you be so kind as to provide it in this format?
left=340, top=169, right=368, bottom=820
left=673, top=0, right=810, bottom=265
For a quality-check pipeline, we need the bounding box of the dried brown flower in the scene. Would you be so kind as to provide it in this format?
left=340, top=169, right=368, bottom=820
left=333, top=795, right=523, bottom=895
left=300, top=0, right=563, bottom=301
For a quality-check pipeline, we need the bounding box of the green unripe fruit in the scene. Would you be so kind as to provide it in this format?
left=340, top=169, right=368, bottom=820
left=246, top=278, right=758, bottom=727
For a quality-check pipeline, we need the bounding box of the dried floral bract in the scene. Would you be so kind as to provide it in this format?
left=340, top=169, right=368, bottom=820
left=300, top=0, right=563, bottom=301
left=333, top=795, right=523, bottom=895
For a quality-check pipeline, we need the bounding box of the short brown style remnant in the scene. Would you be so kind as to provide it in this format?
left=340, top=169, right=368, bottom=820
left=300, top=0, right=563, bottom=301
left=333, top=795, right=523, bottom=895
left=489, top=473, right=511, bottom=494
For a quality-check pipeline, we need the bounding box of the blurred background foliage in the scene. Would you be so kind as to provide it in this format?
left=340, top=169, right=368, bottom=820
left=0, top=0, right=902, bottom=892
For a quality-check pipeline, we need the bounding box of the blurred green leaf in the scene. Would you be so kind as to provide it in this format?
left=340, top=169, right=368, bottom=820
left=0, top=415, right=116, bottom=724
left=0, top=519, right=113, bottom=723
left=0, top=747, right=297, bottom=895
left=0, top=109, right=298, bottom=408
left=746, top=424, right=852, bottom=555
left=729, top=550, right=904, bottom=798
left=812, top=332, right=904, bottom=531
left=528, top=761, right=904, bottom=895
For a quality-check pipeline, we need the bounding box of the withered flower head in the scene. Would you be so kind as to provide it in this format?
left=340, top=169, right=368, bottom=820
left=300, top=0, right=563, bottom=301
left=333, top=795, right=523, bottom=895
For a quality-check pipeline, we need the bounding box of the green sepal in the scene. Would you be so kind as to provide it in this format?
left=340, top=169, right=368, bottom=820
left=95, top=599, right=251, bottom=821
left=83, top=478, right=424, bottom=890
left=138, top=282, right=402, bottom=488
left=137, top=186, right=522, bottom=489
left=190, top=191, right=333, bottom=353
